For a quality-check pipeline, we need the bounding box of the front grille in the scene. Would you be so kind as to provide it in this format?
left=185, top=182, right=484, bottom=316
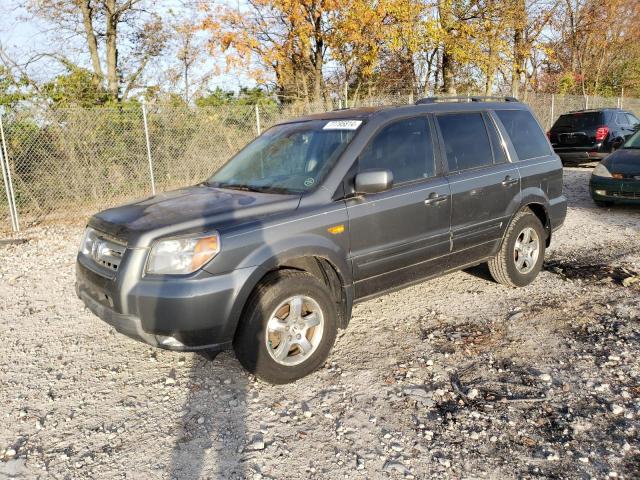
left=607, top=191, right=640, bottom=199
left=83, top=228, right=127, bottom=272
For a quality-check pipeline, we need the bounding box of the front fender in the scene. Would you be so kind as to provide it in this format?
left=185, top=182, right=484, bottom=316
left=216, top=231, right=353, bottom=341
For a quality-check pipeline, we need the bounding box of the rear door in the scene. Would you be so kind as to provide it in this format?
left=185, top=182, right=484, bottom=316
left=346, top=116, right=451, bottom=298
left=435, top=111, right=519, bottom=264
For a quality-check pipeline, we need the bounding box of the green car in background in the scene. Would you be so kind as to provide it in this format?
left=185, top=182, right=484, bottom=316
left=590, top=129, right=640, bottom=207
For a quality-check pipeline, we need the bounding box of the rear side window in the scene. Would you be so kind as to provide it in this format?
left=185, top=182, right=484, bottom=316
left=626, top=113, right=639, bottom=127
left=496, top=110, right=551, bottom=160
left=436, top=113, right=493, bottom=171
left=359, top=117, right=435, bottom=184
left=615, top=113, right=630, bottom=126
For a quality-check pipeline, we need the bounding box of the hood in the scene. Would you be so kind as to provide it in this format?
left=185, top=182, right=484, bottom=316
left=89, top=184, right=301, bottom=246
left=606, top=148, right=640, bottom=175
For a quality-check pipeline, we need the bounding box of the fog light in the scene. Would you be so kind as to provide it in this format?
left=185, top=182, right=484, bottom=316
left=594, top=189, right=606, bottom=196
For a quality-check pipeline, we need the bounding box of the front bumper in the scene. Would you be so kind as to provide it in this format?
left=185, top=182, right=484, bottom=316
left=76, top=252, right=258, bottom=351
left=590, top=176, right=640, bottom=204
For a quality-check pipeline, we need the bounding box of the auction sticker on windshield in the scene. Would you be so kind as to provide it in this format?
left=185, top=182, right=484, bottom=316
left=323, top=120, right=362, bottom=130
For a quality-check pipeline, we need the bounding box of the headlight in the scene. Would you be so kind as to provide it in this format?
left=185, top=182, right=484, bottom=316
left=592, top=163, right=612, bottom=178
left=147, top=232, right=221, bottom=275
left=80, top=227, right=98, bottom=255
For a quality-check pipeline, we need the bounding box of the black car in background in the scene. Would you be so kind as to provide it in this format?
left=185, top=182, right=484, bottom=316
left=590, top=129, right=640, bottom=206
left=548, top=108, right=640, bottom=164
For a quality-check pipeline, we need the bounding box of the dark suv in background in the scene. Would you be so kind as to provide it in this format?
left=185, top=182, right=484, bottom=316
left=76, top=96, right=567, bottom=384
left=548, top=108, right=640, bottom=164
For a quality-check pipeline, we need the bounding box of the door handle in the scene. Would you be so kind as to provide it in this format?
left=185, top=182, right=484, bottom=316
left=424, top=192, right=448, bottom=205
left=501, top=175, right=518, bottom=186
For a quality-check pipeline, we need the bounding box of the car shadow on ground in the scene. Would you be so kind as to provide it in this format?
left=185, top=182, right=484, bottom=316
left=463, top=263, right=496, bottom=283
left=168, top=351, right=250, bottom=479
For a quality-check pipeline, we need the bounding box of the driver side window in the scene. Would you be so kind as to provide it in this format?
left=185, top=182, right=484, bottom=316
left=359, top=117, right=435, bottom=184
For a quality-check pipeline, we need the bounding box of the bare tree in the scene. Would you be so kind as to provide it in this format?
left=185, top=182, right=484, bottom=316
left=25, top=0, right=168, bottom=101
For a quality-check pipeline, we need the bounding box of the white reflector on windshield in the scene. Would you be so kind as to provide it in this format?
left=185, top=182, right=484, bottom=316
left=323, top=120, right=362, bottom=130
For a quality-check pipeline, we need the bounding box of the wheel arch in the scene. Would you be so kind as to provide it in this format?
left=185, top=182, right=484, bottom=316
left=502, top=192, right=552, bottom=250
left=227, top=244, right=354, bottom=341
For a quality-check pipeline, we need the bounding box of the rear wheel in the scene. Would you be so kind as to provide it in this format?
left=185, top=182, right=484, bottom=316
left=488, top=209, right=546, bottom=287
left=234, top=270, right=338, bottom=384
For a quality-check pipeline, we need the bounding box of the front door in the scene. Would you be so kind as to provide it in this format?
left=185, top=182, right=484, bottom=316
left=346, top=116, right=451, bottom=299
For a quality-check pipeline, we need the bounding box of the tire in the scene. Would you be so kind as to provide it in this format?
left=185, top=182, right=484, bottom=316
left=233, top=270, right=338, bottom=384
left=488, top=208, right=546, bottom=288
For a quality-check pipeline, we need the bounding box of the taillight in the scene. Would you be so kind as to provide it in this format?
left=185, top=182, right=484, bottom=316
left=595, top=126, right=609, bottom=142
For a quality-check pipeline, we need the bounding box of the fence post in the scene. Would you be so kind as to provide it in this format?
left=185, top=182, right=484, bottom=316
left=255, top=104, right=261, bottom=135
left=0, top=112, right=19, bottom=232
left=141, top=101, right=156, bottom=195
left=550, top=94, right=555, bottom=129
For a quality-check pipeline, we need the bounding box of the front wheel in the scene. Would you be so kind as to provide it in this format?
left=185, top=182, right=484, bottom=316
left=488, top=209, right=546, bottom=287
left=234, top=270, right=338, bottom=384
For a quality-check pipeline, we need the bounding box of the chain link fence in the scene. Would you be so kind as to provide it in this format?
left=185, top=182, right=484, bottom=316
left=1, top=92, right=639, bottom=235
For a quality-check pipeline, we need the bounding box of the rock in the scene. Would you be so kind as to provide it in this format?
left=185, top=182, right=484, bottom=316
left=539, top=374, right=552, bottom=383
left=247, top=434, right=265, bottom=451
left=4, top=448, right=16, bottom=458
left=404, top=386, right=435, bottom=406
left=611, top=404, right=625, bottom=415
left=197, top=416, right=205, bottom=424
left=467, top=388, right=479, bottom=400
left=383, top=460, right=409, bottom=475
left=165, top=378, right=176, bottom=385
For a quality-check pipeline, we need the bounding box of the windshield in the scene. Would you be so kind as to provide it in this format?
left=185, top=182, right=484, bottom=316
left=623, top=130, right=640, bottom=149
left=208, top=119, right=361, bottom=193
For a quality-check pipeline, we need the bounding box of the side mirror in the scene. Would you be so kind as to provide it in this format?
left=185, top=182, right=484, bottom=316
left=355, top=169, right=394, bottom=195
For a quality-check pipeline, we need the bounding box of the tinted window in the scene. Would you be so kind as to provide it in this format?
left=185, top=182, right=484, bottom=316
left=552, top=112, right=603, bottom=130
left=359, top=117, right=435, bottom=183
left=626, top=113, right=639, bottom=127
left=496, top=110, right=551, bottom=160
left=615, top=113, right=629, bottom=126
left=437, top=113, right=493, bottom=171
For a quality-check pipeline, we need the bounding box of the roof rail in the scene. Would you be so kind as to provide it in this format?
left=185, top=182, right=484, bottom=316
left=415, top=96, right=519, bottom=105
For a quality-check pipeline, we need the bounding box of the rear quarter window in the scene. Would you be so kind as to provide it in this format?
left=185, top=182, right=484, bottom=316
left=496, top=110, right=551, bottom=160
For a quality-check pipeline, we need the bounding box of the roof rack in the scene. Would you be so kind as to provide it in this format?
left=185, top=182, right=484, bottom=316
left=415, top=96, right=519, bottom=105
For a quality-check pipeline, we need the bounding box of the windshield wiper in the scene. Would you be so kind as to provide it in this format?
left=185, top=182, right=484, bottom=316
left=216, top=183, right=263, bottom=192
left=215, top=183, right=296, bottom=194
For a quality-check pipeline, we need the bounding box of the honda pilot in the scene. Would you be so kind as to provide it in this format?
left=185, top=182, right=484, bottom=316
left=76, top=97, right=567, bottom=384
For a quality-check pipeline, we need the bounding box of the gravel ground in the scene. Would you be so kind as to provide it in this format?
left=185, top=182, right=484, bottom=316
left=1, top=167, right=639, bottom=479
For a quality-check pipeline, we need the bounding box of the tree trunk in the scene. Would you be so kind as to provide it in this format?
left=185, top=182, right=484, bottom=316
left=105, top=0, right=119, bottom=101
left=77, top=0, right=103, bottom=85
left=511, top=0, right=526, bottom=99
left=441, top=48, right=456, bottom=94
left=311, top=14, right=324, bottom=103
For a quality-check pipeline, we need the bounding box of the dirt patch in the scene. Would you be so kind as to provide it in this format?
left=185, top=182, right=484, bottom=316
left=545, top=260, right=640, bottom=288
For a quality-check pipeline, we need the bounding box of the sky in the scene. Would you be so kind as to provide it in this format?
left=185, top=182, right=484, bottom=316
left=0, top=0, right=253, bottom=94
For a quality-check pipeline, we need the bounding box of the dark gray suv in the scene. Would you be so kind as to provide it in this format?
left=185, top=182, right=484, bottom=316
left=76, top=97, right=567, bottom=383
